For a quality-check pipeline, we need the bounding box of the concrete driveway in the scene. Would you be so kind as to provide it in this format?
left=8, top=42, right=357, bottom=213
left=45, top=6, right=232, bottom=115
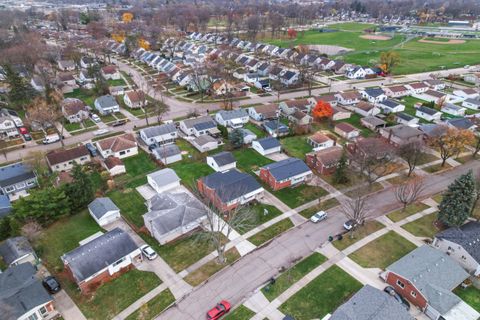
left=54, top=290, right=87, bottom=320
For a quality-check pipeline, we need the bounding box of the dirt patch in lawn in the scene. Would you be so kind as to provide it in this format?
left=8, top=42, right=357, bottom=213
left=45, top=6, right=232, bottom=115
left=360, top=34, right=392, bottom=41
left=418, top=38, right=466, bottom=44
left=305, top=44, right=353, bottom=55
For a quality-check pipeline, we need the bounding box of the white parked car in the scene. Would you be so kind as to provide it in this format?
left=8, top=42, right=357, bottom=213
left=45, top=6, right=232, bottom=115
left=91, top=114, right=101, bottom=123
left=93, top=129, right=110, bottom=136
left=343, top=219, right=357, bottom=231
left=42, top=134, right=61, bottom=144
left=140, top=244, right=157, bottom=260
left=310, top=211, right=328, bottom=223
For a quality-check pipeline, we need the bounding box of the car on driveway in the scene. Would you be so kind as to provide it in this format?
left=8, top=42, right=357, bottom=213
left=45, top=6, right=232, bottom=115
left=140, top=244, right=158, bottom=260
left=384, top=286, right=410, bottom=310
left=91, top=114, right=101, bottom=123
left=85, top=143, right=98, bottom=156
left=207, top=300, right=231, bottom=320
left=343, top=219, right=357, bottom=231
left=310, top=211, right=328, bottom=223
left=42, top=276, right=61, bottom=294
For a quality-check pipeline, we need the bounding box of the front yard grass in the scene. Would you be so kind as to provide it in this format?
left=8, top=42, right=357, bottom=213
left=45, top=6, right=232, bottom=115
left=280, top=135, right=312, bottom=159
left=454, top=286, right=480, bottom=312
left=279, top=265, right=362, bottom=320
left=349, top=231, right=417, bottom=269
left=387, top=202, right=430, bottom=222
left=224, top=305, right=255, bottom=320
left=99, top=113, right=117, bottom=124
left=262, top=252, right=327, bottom=301
left=298, top=198, right=340, bottom=219
left=424, top=162, right=452, bottom=174
left=272, top=184, right=328, bottom=209
left=233, top=148, right=273, bottom=174
left=333, top=220, right=384, bottom=251
left=236, top=203, right=283, bottom=234
left=248, top=218, right=294, bottom=246
left=344, top=182, right=383, bottom=198
left=184, top=248, right=240, bottom=286
left=401, top=213, right=440, bottom=238
left=432, top=193, right=443, bottom=204
left=63, top=122, right=82, bottom=132
left=125, top=289, right=175, bottom=320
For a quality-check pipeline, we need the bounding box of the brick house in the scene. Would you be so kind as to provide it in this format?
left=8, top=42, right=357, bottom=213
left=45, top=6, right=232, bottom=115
left=259, top=158, right=312, bottom=190
left=305, top=146, right=344, bottom=175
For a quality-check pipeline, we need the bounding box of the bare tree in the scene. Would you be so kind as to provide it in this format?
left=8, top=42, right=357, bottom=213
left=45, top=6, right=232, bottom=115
left=398, top=141, right=426, bottom=177
left=341, top=197, right=369, bottom=239
left=394, top=177, right=426, bottom=212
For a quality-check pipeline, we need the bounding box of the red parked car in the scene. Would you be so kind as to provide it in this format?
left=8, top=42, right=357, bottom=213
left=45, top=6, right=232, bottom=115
left=206, top=300, right=231, bottom=320
left=18, top=127, right=28, bottom=135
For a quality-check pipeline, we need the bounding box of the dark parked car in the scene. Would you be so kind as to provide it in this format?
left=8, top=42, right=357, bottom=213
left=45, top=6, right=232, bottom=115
left=112, top=119, right=127, bottom=127
left=384, top=286, right=410, bottom=310
left=22, top=133, right=32, bottom=141
left=42, top=276, right=61, bottom=294
left=85, top=143, right=98, bottom=157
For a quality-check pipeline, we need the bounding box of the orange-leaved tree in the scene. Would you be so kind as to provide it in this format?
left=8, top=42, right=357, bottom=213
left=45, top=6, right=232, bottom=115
left=312, top=100, right=333, bottom=121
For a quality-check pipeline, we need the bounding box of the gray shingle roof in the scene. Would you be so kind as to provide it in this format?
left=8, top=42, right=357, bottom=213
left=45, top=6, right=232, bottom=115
left=446, top=118, right=475, bottom=130
left=364, top=88, right=385, bottom=97
left=147, top=168, right=180, bottom=188
left=261, top=158, right=310, bottom=181
left=62, top=228, right=138, bottom=283
left=0, top=195, right=11, bottom=218
left=201, top=169, right=263, bottom=203
left=0, top=237, right=35, bottom=266
left=88, top=198, right=119, bottom=219
left=0, top=263, right=52, bottom=320
left=329, top=285, right=414, bottom=320
left=381, top=99, right=401, bottom=109
left=387, top=245, right=468, bottom=314
left=217, top=109, right=248, bottom=121
left=464, top=98, right=480, bottom=106
left=153, top=144, right=181, bottom=159
left=436, top=221, right=480, bottom=263
left=255, top=137, right=281, bottom=150
left=183, top=116, right=215, bottom=130
left=95, top=95, right=118, bottom=109
left=263, top=121, right=289, bottom=133
left=210, top=152, right=235, bottom=166
left=396, top=112, right=415, bottom=122
left=141, top=123, right=176, bottom=139
left=144, top=192, right=207, bottom=236
left=0, top=162, right=36, bottom=188
left=418, top=106, right=439, bottom=116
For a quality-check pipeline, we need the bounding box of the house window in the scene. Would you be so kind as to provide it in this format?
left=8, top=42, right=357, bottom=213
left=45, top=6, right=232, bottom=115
left=28, top=314, right=39, bottom=320
left=119, top=151, right=126, bottom=156
left=16, top=182, right=26, bottom=189
left=462, top=255, right=467, bottom=261
left=26, top=180, right=36, bottom=186
left=112, top=257, right=126, bottom=267
left=5, top=186, right=15, bottom=193
left=396, top=280, right=405, bottom=289
left=39, top=306, right=48, bottom=315
left=411, top=291, right=416, bottom=298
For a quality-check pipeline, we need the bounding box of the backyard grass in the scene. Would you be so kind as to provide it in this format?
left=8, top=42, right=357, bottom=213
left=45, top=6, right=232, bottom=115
left=262, top=252, right=327, bottom=301
left=244, top=122, right=266, bottom=138
left=280, top=135, right=312, bottom=159
left=401, top=213, right=441, bottom=238
left=108, top=188, right=147, bottom=228
left=349, top=231, right=417, bottom=269
left=335, top=114, right=373, bottom=137
left=184, top=248, right=240, bottom=286
left=108, top=78, right=127, bottom=87
left=279, top=265, right=363, bottom=320
left=298, top=198, right=340, bottom=219
left=272, top=184, right=328, bottom=209
left=333, top=220, right=385, bottom=251
left=224, top=305, right=255, bottom=320
left=236, top=203, right=283, bottom=234
left=248, top=218, right=294, bottom=246
left=125, top=289, right=175, bottom=320
left=64, top=88, right=96, bottom=107
left=233, top=147, right=274, bottom=174
left=387, top=202, right=430, bottom=222
left=122, top=150, right=158, bottom=179
left=454, top=286, right=480, bottom=312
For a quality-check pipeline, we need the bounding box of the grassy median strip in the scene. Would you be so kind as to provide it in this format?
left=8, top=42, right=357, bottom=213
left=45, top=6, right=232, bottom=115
left=387, top=202, right=430, bottom=222
left=298, top=198, right=340, bottom=219
left=125, top=289, right=175, bottom=320
left=333, top=220, right=384, bottom=251
left=248, top=219, right=294, bottom=246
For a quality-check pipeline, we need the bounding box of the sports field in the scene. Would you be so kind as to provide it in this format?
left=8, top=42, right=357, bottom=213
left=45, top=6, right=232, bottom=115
left=266, top=22, right=480, bottom=75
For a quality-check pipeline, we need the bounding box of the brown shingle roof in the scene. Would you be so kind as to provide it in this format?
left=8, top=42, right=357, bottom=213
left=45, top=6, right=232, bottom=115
left=285, top=99, right=310, bottom=110
left=125, top=90, right=145, bottom=103
left=104, top=156, right=124, bottom=169
left=252, top=103, right=278, bottom=118
left=46, top=145, right=89, bottom=166
left=338, top=91, right=361, bottom=100
left=97, top=133, right=137, bottom=153
left=309, top=132, right=332, bottom=144
left=311, top=146, right=343, bottom=167
left=101, top=65, right=117, bottom=74
left=409, top=82, right=429, bottom=89
left=356, top=101, right=375, bottom=111
left=386, top=85, right=408, bottom=93
left=62, top=99, right=87, bottom=116
left=335, top=122, right=357, bottom=133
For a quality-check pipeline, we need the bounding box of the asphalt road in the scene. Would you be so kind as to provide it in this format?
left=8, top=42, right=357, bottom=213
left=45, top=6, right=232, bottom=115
left=157, top=161, right=480, bottom=320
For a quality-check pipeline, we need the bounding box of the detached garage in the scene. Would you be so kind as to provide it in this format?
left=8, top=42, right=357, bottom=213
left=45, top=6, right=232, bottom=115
left=147, top=168, right=181, bottom=194
left=88, top=197, right=121, bottom=227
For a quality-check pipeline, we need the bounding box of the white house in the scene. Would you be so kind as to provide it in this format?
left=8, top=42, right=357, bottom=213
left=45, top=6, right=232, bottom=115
left=252, top=137, right=281, bottom=156
left=396, top=112, right=419, bottom=127
left=103, top=157, right=126, bottom=176
left=88, top=197, right=120, bottom=227
left=139, top=123, right=177, bottom=146
left=191, top=135, right=219, bottom=153
left=123, top=90, right=146, bottom=109
left=360, top=88, right=387, bottom=104
left=308, top=132, right=335, bottom=151
left=406, top=82, right=429, bottom=94
left=462, top=98, right=480, bottom=110
left=206, top=151, right=236, bottom=172
left=80, top=56, right=96, bottom=69
left=152, top=144, right=182, bottom=165
left=215, top=109, right=249, bottom=128
left=179, top=116, right=219, bottom=137
left=239, top=128, right=257, bottom=144
left=96, top=133, right=138, bottom=159
left=346, top=66, right=366, bottom=79
left=383, top=85, right=411, bottom=98
left=248, top=103, right=278, bottom=121
left=453, top=88, right=479, bottom=99
left=355, top=101, right=381, bottom=117
left=334, top=123, right=360, bottom=140
left=101, top=65, right=121, bottom=80
left=415, top=106, right=442, bottom=122
left=280, top=70, right=299, bottom=86
left=94, top=95, right=120, bottom=115
left=147, top=168, right=181, bottom=194
left=441, top=103, right=466, bottom=117
left=423, top=79, right=446, bottom=91
left=335, top=92, right=361, bottom=106
left=58, top=60, right=76, bottom=71
left=0, top=116, right=19, bottom=138
left=378, top=99, right=405, bottom=113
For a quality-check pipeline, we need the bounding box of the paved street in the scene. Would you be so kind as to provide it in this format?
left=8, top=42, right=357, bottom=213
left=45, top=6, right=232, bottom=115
left=157, top=161, right=479, bottom=320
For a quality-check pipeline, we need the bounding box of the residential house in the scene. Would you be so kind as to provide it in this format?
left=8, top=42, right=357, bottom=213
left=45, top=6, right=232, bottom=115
left=354, top=101, right=381, bottom=117
left=382, top=245, right=476, bottom=320
left=346, top=66, right=366, bottom=79
left=407, top=82, right=429, bottom=94
left=96, top=133, right=138, bottom=159
left=147, top=168, right=180, bottom=194
left=419, top=124, right=448, bottom=139
left=239, top=128, right=257, bottom=144
left=46, top=145, right=91, bottom=172
left=308, top=132, right=335, bottom=151
left=279, top=99, right=313, bottom=116
left=94, top=95, right=120, bottom=115
left=289, top=110, right=313, bottom=126
left=0, top=195, right=12, bottom=218
left=62, top=228, right=141, bottom=294
left=335, top=123, right=360, bottom=140
left=347, top=137, right=393, bottom=160
left=433, top=221, right=480, bottom=276
left=379, top=124, right=424, bottom=146
left=152, top=144, right=182, bottom=165
left=80, top=56, right=96, bottom=69
left=263, top=121, right=289, bottom=138
left=215, top=109, right=249, bottom=128
left=88, top=197, right=120, bottom=227
left=139, top=123, right=177, bottom=146
left=248, top=104, right=278, bottom=121
left=396, top=112, right=419, bottom=126
left=179, top=116, right=219, bottom=137
left=79, top=70, right=95, bottom=86
left=360, top=88, right=387, bottom=104
left=143, top=192, right=208, bottom=244
left=332, top=61, right=348, bottom=74
left=0, top=116, right=19, bottom=138
left=57, top=72, right=76, bottom=88
left=101, top=65, right=121, bottom=80
left=197, top=169, right=264, bottom=211
left=441, top=103, right=466, bottom=117
left=252, top=137, right=282, bottom=156
left=30, top=76, right=45, bottom=92
left=58, top=59, right=76, bottom=71
left=280, top=70, right=298, bottom=86
left=384, top=85, right=411, bottom=98
left=424, top=79, right=446, bottom=91
left=123, top=90, right=146, bottom=109
left=328, top=285, right=414, bottom=320
left=464, top=73, right=480, bottom=85
left=0, top=237, right=37, bottom=267
left=207, top=151, right=236, bottom=172
left=0, top=162, right=37, bottom=200
left=308, top=94, right=338, bottom=108
left=191, top=135, right=219, bottom=153
left=335, top=92, right=361, bottom=106
left=0, top=263, right=56, bottom=320
left=378, top=99, right=405, bottom=113
left=103, top=157, right=125, bottom=176
left=260, top=158, right=312, bottom=191
left=416, top=106, right=442, bottom=122
left=446, top=118, right=477, bottom=131
left=61, top=98, right=89, bottom=123
left=462, top=98, right=480, bottom=110
left=306, top=146, right=344, bottom=175
left=331, top=106, right=352, bottom=121
left=453, top=88, right=479, bottom=99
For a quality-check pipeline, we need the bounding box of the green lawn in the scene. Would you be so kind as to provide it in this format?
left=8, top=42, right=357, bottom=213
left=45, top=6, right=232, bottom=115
left=279, top=265, right=363, bottom=320
left=454, top=286, right=480, bottom=312
left=108, top=78, right=127, bottom=86
left=244, top=123, right=266, bottom=138
left=84, top=119, right=97, bottom=128
left=387, top=202, right=430, bottom=222
left=108, top=188, right=147, bottom=228
left=272, top=184, right=328, bottom=209
left=125, top=289, right=175, bottom=320
left=63, top=122, right=82, bottom=132
left=335, top=114, right=373, bottom=137
left=248, top=218, right=294, bottom=246
left=236, top=203, right=283, bottom=234
left=262, top=252, right=327, bottom=301
left=64, top=88, right=96, bottom=107
left=298, top=198, right=340, bottom=219
left=280, top=135, right=312, bottom=159
left=402, top=213, right=441, bottom=238
left=333, top=221, right=385, bottom=251
left=224, top=305, right=255, bottom=320
left=349, top=231, right=417, bottom=269
left=233, top=148, right=273, bottom=174
left=123, top=151, right=158, bottom=177
left=432, top=193, right=443, bottom=204
left=99, top=113, right=117, bottom=124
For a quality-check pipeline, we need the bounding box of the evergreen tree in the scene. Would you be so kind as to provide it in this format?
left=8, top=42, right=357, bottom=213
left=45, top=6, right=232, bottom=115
left=438, top=170, right=477, bottom=227
left=332, top=153, right=349, bottom=185
left=229, top=129, right=244, bottom=149
left=63, top=164, right=95, bottom=211
left=3, top=64, right=34, bottom=105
